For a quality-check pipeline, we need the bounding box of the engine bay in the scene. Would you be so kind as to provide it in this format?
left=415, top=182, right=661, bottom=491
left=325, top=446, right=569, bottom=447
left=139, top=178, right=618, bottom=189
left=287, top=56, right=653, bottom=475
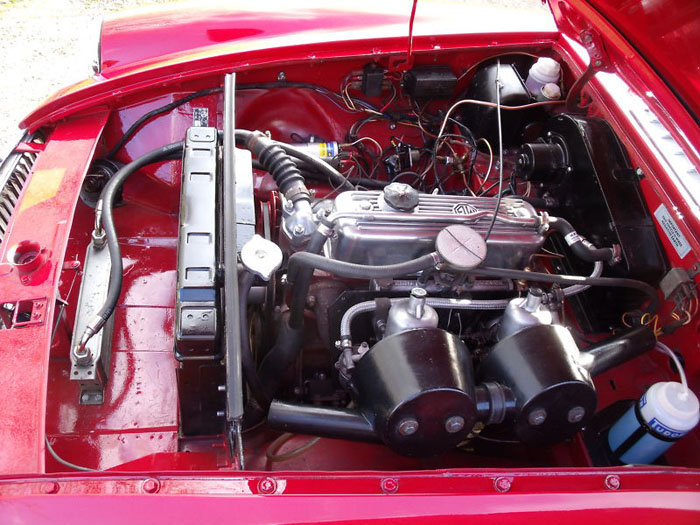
left=41, top=48, right=700, bottom=472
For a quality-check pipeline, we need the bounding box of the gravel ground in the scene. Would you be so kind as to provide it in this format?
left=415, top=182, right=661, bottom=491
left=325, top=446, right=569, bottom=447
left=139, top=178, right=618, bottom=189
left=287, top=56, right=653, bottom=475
left=0, top=0, right=546, bottom=155
left=0, top=0, right=172, bottom=153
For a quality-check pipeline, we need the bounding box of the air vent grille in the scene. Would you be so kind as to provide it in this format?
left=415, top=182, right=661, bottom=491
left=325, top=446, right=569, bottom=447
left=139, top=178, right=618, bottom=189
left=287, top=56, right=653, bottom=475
left=0, top=136, right=43, bottom=245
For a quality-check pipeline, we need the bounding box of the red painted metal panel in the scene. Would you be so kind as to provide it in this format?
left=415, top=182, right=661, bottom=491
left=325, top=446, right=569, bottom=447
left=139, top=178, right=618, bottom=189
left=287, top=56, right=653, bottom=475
left=577, top=0, right=700, bottom=122
left=0, top=111, right=108, bottom=474
left=1, top=491, right=699, bottom=524
left=0, top=0, right=698, bottom=510
left=96, top=2, right=555, bottom=77
left=45, top=195, right=181, bottom=472
left=0, top=470, right=699, bottom=522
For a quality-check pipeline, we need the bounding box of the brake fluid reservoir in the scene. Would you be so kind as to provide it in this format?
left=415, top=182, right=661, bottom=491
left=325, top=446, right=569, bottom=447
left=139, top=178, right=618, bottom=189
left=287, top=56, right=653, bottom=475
left=608, top=382, right=699, bottom=464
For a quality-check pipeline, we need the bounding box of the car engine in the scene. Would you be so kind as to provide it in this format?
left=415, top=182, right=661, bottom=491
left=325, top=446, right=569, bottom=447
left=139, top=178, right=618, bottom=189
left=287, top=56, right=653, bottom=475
left=58, top=52, right=698, bottom=470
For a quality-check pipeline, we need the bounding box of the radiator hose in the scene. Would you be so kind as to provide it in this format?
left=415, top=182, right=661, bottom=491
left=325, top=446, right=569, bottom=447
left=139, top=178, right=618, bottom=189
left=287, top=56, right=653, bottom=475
left=549, top=216, right=620, bottom=264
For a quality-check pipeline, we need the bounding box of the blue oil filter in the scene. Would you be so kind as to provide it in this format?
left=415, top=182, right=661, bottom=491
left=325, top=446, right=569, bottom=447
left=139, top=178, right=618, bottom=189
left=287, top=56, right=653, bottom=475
left=608, top=381, right=699, bottom=464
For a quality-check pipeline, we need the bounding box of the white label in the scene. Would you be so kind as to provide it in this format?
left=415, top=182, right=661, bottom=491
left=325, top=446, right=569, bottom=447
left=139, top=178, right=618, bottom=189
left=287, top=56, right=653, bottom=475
left=654, top=204, right=691, bottom=259
left=193, top=107, right=209, bottom=127
left=564, top=231, right=581, bottom=246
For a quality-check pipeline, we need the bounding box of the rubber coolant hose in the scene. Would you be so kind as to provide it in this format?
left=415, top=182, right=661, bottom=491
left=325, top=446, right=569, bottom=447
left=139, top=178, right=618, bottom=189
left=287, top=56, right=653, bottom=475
left=287, top=251, right=439, bottom=284
left=549, top=216, right=619, bottom=264
left=288, top=229, right=328, bottom=330
left=239, top=270, right=271, bottom=408
left=469, top=266, right=659, bottom=313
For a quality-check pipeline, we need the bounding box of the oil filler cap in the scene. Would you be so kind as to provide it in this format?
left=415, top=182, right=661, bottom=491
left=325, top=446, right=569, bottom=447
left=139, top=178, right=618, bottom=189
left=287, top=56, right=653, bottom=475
left=382, top=182, right=419, bottom=212
left=435, top=225, right=487, bottom=271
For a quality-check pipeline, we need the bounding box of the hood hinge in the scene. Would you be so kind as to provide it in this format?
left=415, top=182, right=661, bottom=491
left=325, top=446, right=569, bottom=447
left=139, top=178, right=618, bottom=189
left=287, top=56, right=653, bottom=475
left=566, top=28, right=614, bottom=112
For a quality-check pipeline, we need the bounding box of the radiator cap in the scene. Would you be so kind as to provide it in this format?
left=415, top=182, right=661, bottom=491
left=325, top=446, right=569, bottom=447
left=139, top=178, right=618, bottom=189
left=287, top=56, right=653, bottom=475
left=241, top=235, right=283, bottom=281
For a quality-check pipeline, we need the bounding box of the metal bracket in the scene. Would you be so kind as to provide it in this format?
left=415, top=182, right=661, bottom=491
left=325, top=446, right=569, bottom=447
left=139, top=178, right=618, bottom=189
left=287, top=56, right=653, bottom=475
left=69, top=242, right=114, bottom=405
left=387, top=0, right=418, bottom=72
left=174, top=126, right=220, bottom=361
left=565, top=29, right=614, bottom=113
left=234, top=148, right=255, bottom=251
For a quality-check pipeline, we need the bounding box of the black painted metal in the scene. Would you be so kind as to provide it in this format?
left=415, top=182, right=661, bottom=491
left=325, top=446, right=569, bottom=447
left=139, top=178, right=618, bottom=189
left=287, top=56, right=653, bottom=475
left=267, top=401, right=380, bottom=443
left=582, top=326, right=657, bottom=377
left=543, top=114, right=667, bottom=331
left=478, top=324, right=597, bottom=445
left=354, top=328, right=478, bottom=456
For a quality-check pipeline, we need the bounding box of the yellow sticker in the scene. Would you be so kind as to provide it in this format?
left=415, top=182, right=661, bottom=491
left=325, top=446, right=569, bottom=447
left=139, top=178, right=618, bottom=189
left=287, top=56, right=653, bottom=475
left=18, top=168, right=65, bottom=212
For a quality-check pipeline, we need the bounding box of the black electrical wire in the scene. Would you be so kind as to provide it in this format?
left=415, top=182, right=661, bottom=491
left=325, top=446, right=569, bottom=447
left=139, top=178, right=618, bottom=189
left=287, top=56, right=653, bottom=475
left=105, top=81, right=385, bottom=161
left=429, top=133, right=477, bottom=193
left=237, top=82, right=381, bottom=113
left=304, top=171, right=388, bottom=189
left=105, top=88, right=222, bottom=158
left=391, top=171, right=425, bottom=190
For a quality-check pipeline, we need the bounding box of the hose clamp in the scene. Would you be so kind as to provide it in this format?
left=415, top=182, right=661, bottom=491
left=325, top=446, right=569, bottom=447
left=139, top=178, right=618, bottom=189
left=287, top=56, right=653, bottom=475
left=611, top=244, right=623, bottom=265
left=316, top=221, right=334, bottom=238
left=284, top=185, right=311, bottom=203
left=92, top=200, right=107, bottom=249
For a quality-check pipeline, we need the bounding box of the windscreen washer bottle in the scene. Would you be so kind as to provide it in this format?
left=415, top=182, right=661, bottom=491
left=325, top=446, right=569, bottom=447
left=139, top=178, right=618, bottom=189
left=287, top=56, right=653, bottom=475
left=525, top=57, right=561, bottom=96
left=608, top=381, right=699, bottom=464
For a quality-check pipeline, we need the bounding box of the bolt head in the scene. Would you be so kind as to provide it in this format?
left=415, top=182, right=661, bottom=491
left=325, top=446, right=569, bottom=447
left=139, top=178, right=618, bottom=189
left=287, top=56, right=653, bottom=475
left=258, top=477, right=278, bottom=494
left=410, top=287, right=427, bottom=299
left=605, top=474, right=621, bottom=491
left=397, top=418, right=419, bottom=436
left=528, top=408, right=547, bottom=426
left=41, top=481, right=60, bottom=494
left=567, top=406, right=586, bottom=424
left=445, top=415, right=465, bottom=434
left=381, top=477, right=399, bottom=494
left=142, top=478, right=160, bottom=494
left=494, top=476, right=512, bottom=493
left=292, top=224, right=305, bottom=236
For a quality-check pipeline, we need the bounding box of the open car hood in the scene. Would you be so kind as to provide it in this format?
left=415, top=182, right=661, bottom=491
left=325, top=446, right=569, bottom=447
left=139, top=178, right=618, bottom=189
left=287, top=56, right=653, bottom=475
left=551, top=0, right=700, bottom=121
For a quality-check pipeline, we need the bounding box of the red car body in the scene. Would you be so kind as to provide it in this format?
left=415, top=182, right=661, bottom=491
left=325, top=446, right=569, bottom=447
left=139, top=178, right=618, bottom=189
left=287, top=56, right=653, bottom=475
left=1, top=0, right=699, bottom=522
